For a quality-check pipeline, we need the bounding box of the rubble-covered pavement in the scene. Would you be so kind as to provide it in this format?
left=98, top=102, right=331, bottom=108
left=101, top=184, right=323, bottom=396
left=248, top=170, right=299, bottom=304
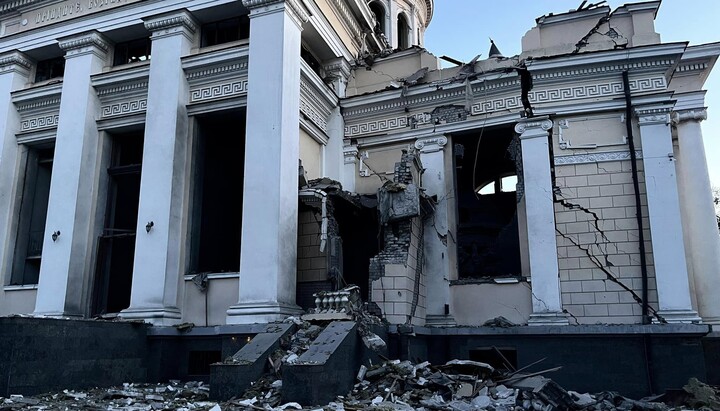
left=2, top=363, right=718, bottom=410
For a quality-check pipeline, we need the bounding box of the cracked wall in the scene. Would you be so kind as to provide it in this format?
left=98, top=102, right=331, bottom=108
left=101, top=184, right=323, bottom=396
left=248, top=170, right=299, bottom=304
left=554, top=160, right=658, bottom=324
left=369, top=150, right=427, bottom=325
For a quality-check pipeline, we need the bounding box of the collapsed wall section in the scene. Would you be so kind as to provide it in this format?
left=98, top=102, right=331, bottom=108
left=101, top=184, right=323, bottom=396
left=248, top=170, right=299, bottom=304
left=369, top=149, right=427, bottom=325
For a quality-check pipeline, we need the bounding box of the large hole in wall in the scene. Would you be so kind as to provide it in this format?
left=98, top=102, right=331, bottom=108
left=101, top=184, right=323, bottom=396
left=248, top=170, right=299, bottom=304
left=453, top=126, right=522, bottom=279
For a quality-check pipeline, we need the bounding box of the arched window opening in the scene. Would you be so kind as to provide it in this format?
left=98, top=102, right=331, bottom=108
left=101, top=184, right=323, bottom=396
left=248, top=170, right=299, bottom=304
left=397, top=13, right=409, bottom=49
left=477, top=175, right=518, bottom=195
left=369, top=2, right=386, bottom=34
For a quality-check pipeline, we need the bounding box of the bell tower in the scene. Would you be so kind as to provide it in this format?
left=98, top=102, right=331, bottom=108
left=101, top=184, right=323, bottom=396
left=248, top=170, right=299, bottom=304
left=368, top=0, right=433, bottom=50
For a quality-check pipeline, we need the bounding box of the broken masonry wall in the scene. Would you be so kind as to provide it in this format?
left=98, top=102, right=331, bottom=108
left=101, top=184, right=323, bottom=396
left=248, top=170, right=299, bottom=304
left=369, top=149, right=427, bottom=325
left=353, top=143, right=408, bottom=195
left=554, top=160, right=658, bottom=324
left=296, top=207, right=332, bottom=309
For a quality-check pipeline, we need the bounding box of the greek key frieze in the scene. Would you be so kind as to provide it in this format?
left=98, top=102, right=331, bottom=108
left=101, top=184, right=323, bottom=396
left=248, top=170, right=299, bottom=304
left=20, top=114, right=58, bottom=131
left=190, top=80, right=248, bottom=103
left=345, top=117, right=408, bottom=137
left=101, top=99, right=147, bottom=118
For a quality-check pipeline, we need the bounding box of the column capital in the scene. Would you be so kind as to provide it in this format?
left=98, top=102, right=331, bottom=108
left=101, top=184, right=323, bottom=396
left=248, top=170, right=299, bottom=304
left=343, top=145, right=358, bottom=164
left=515, top=116, right=552, bottom=138
left=635, top=106, right=672, bottom=126
left=143, top=9, right=198, bottom=41
left=414, top=135, right=447, bottom=153
left=672, top=109, right=708, bottom=125
left=242, top=0, right=309, bottom=26
left=324, top=58, right=352, bottom=81
left=0, top=50, right=32, bottom=75
left=58, top=31, right=110, bottom=58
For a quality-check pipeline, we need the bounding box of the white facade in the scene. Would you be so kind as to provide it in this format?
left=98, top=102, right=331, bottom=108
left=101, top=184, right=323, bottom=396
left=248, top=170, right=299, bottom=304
left=0, top=0, right=718, bottom=328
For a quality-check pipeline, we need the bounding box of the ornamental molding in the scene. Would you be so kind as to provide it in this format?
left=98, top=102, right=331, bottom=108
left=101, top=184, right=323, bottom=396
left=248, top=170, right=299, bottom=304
left=326, top=0, right=361, bottom=40
left=345, top=116, right=407, bottom=137
left=96, top=79, right=148, bottom=98
left=637, top=113, right=670, bottom=125
left=300, top=77, right=332, bottom=132
left=143, top=10, right=198, bottom=35
left=414, top=136, right=447, bottom=153
left=531, top=59, right=675, bottom=82
left=675, top=62, right=708, bottom=74
left=0, top=51, right=32, bottom=72
left=190, top=80, right=248, bottom=103
left=242, top=0, right=309, bottom=24
left=343, top=76, right=666, bottom=121
left=324, top=59, right=352, bottom=80
left=672, top=109, right=707, bottom=124
left=554, top=150, right=643, bottom=165
left=16, top=96, right=60, bottom=112
left=101, top=99, right=147, bottom=119
left=186, top=60, right=248, bottom=81
left=343, top=145, right=359, bottom=164
left=514, top=118, right=553, bottom=135
left=20, top=113, right=58, bottom=132
left=58, top=31, right=109, bottom=53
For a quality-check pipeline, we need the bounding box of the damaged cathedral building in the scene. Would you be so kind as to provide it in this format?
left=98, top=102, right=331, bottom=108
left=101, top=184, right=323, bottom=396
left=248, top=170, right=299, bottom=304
left=1, top=0, right=720, bottom=401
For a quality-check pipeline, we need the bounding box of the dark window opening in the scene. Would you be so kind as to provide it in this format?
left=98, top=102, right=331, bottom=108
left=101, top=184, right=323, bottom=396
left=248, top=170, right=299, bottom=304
left=454, top=127, right=521, bottom=279
left=470, top=348, right=518, bottom=372
left=397, top=14, right=409, bottom=49
left=11, top=146, right=54, bottom=285
left=190, top=110, right=245, bottom=274
left=201, top=16, right=250, bottom=47
left=35, top=57, right=65, bottom=83
left=301, top=45, right=322, bottom=77
left=369, top=1, right=386, bottom=33
left=113, top=38, right=152, bottom=66
left=92, top=132, right=144, bottom=315
left=188, top=350, right=221, bottom=376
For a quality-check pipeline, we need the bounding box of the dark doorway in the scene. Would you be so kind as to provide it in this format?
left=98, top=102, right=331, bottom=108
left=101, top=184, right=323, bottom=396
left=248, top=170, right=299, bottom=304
left=93, top=131, right=143, bottom=315
left=334, top=197, right=379, bottom=301
left=189, top=110, right=245, bottom=274
left=454, top=127, right=522, bottom=279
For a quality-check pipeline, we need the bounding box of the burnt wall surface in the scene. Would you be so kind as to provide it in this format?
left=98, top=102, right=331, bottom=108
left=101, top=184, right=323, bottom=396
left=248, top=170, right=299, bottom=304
left=389, top=325, right=712, bottom=399
left=0, top=317, right=149, bottom=396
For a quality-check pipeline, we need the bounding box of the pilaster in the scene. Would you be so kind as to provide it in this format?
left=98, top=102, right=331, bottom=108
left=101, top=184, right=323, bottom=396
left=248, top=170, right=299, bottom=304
left=341, top=144, right=358, bottom=192
left=515, top=117, right=568, bottom=326
left=672, top=93, right=720, bottom=325
left=34, top=31, right=109, bottom=317
left=0, top=51, right=32, bottom=283
left=415, top=136, right=455, bottom=326
left=635, top=103, right=700, bottom=323
left=323, top=58, right=351, bottom=184
left=119, top=10, right=197, bottom=325
left=227, top=0, right=306, bottom=324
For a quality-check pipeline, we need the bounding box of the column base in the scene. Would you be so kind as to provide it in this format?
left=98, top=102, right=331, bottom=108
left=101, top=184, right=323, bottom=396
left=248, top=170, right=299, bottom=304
left=528, top=311, right=569, bottom=326
left=654, top=309, right=702, bottom=324
left=119, top=307, right=182, bottom=326
left=425, top=314, right=457, bottom=327
left=226, top=301, right=303, bottom=325
left=699, top=315, right=720, bottom=326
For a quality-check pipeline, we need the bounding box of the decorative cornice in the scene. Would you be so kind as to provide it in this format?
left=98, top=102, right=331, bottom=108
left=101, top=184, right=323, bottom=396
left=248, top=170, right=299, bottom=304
left=96, top=80, right=148, bottom=97
left=531, top=59, right=675, bottom=82
left=515, top=118, right=553, bottom=135
left=675, top=62, right=708, bottom=74
left=414, top=136, right=447, bottom=153
left=637, top=112, right=671, bottom=126
left=343, top=145, right=359, bottom=164
left=326, top=0, right=361, bottom=39
left=242, top=0, right=309, bottom=24
left=0, top=51, right=32, bottom=72
left=0, top=0, right=36, bottom=16
left=58, top=31, right=110, bottom=55
left=186, top=60, right=248, bottom=81
left=555, top=150, right=643, bottom=165
left=15, top=96, right=61, bottom=112
left=143, top=10, right=198, bottom=40
left=324, top=58, right=352, bottom=80
left=424, top=0, right=433, bottom=27
left=672, top=109, right=707, bottom=124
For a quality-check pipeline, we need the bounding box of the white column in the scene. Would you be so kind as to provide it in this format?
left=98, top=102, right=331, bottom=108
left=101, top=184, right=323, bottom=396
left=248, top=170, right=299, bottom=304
left=515, top=117, right=568, bottom=325
left=636, top=107, right=700, bottom=323
left=34, top=32, right=109, bottom=317
left=119, top=11, right=197, bottom=325
left=673, top=105, right=720, bottom=325
left=0, top=52, right=31, bottom=279
left=226, top=0, right=308, bottom=324
left=323, top=59, right=350, bottom=184
left=415, top=136, right=455, bottom=326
